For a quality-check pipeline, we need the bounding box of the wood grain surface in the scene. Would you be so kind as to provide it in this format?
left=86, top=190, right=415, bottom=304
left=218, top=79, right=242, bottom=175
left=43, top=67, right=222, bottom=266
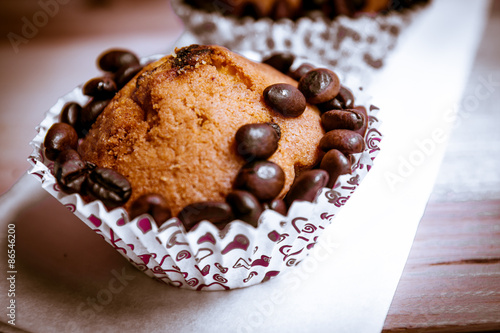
left=383, top=201, right=500, bottom=332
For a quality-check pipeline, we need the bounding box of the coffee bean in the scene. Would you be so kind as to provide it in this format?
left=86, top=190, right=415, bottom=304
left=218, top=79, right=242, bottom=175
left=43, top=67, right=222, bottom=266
left=114, top=63, right=143, bottom=89
left=226, top=190, right=263, bottom=227
left=298, top=68, right=340, bottom=104
left=60, top=102, right=81, bottom=128
left=336, top=86, right=355, bottom=109
left=267, top=122, right=282, bottom=140
left=289, top=63, right=315, bottom=81
left=129, top=193, right=172, bottom=226
left=319, top=149, right=352, bottom=188
left=82, top=76, right=117, bottom=99
left=80, top=98, right=111, bottom=134
left=319, top=129, right=365, bottom=154
left=262, top=53, right=295, bottom=74
left=235, top=123, right=279, bottom=161
left=319, top=97, right=343, bottom=111
left=263, top=83, right=306, bottom=118
left=97, top=49, right=140, bottom=73
left=44, top=122, right=79, bottom=161
left=85, top=167, right=132, bottom=209
left=352, top=106, right=368, bottom=137
left=264, top=198, right=287, bottom=216
left=60, top=102, right=86, bottom=137
left=285, top=169, right=329, bottom=206
left=317, top=85, right=355, bottom=112
left=178, top=201, right=234, bottom=230
left=234, top=160, right=285, bottom=201
left=54, top=149, right=88, bottom=194
left=321, top=109, right=364, bottom=131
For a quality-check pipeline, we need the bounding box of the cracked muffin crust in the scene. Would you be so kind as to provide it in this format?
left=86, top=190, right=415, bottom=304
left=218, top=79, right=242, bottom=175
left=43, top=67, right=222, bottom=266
left=78, top=45, right=324, bottom=215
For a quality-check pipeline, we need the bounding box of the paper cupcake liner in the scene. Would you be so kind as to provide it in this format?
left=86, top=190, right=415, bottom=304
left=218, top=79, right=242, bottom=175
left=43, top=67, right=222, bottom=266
left=28, top=53, right=382, bottom=291
left=171, top=0, right=427, bottom=84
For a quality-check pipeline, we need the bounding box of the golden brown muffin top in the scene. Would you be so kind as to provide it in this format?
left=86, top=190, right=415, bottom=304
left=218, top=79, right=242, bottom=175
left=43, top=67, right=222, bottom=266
left=79, top=45, right=324, bottom=215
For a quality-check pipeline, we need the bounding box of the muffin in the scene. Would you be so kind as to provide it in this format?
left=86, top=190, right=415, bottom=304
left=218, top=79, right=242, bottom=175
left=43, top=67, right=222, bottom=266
left=183, top=0, right=429, bottom=20
left=78, top=44, right=324, bottom=217
left=29, top=44, right=382, bottom=290
left=172, top=0, right=430, bottom=86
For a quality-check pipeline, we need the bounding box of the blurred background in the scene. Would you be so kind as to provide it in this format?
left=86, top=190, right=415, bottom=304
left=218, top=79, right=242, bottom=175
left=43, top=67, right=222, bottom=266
left=0, top=0, right=184, bottom=194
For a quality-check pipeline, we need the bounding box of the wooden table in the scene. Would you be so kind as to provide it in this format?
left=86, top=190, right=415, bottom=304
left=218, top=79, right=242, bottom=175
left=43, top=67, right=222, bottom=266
left=0, top=1, right=499, bottom=332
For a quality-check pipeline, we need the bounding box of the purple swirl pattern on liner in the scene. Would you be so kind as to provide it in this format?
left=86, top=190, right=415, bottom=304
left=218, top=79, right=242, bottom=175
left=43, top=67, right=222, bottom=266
left=366, top=128, right=383, bottom=153
left=88, top=214, right=102, bottom=228
left=292, top=217, right=318, bottom=234
left=107, top=229, right=134, bottom=255
left=268, top=230, right=288, bottom=243
left=233, top=258, right=251, bottom=270
left=195, top=264, right=210, bottom=276
left=158, top=254, right=171, bottom=266
left=213, top=274, right=228, bottom=283
left=215, top=263, right=228, bottom=273
left=27, top=81, right=383, bottom=290
left=307, top=236, right=319, bottom=250
left=137, top=218, right=152, bottom=234
left=243, top=271, right=258, bottom=283
left=251, top=255, right=271, bottom=267
left=194, top=248, right=213, bottom=262
left=186, top=277, right=199, bottom=287
left=138, top=253, right=156, bottom=265
left=116, top=217, right=126, bottom=226
left=221, top=234, right=250, bottom=254
left=196, top=282, right=230, bottom=291
left=262, top=271, right=280, bottom=283
left=167, top=230, right=189, bottom=248
left=64, top=203, right=76, bottom=213
left=198, top=232, right=216, bottom=244
left=320, top=212, right=335, bottom=220
left=176, top=250, right=192, bottom=261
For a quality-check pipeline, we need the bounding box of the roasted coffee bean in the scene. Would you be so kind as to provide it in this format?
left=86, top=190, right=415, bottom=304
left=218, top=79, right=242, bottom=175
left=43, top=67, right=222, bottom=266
left=114, top=63, right=143, bottom=89
left=178, top=201, right=234, bottom=230
left=352, top=106, right=368, bottom=137
left=98, top=49, right=140, bottom=73
left=263, top=83, right=306, bottom=118
left=264, top=198, right=287, bottom=216
left=226, top=190, right=263, bottom=227
left=129, top=193, right=172, bottom=226
left=262, top=53, right=295, bottom=74
left=82, top=76, right=117, bottom=99
left=85, top=167, right=132, bottom=209
left=267, top=122, right=281, bottom=140
left=234, top=160, right=285, bottom=201
left=317, top=86, right=355, bottom=112
left=44, top=122, right=79, bottom=161
left=321, top=109, right=364, bottom=132
left=54, top=149, right=88, bottom=194
left=298, top=68, right=340, bottom=104
left=336, top=86, right=355, bottom=109
left=235, top=123, right=279, bottom=161
left=285, top=169, right=329, bottom=206
left=60, top=102, right=81, bottom=128
left=80, top=98, right=111, bottom=133
left=60, top=102, right=86, bottom=137
left=319, top=129, right=365, bottom=154
left=289, top=63, right=315, bottom=81
left=319, top=149, right=352, bottom=188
